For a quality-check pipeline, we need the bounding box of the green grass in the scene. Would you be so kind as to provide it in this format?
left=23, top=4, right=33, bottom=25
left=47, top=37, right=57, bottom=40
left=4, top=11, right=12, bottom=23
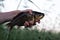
left=0, top=24, right=60, bottom=40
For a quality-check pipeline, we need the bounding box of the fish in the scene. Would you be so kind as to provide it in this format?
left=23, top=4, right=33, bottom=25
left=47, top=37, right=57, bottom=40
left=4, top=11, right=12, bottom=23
left=7, top=11, right=45, bottom=30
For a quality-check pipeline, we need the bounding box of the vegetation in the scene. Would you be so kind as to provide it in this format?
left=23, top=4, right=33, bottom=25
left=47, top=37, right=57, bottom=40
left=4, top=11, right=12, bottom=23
left=0, top=24, right=60, bottom=40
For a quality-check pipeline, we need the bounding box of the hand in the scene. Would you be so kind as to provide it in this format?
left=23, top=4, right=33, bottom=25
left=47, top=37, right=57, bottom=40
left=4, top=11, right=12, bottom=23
left=0, top=9, right=33, bottom=24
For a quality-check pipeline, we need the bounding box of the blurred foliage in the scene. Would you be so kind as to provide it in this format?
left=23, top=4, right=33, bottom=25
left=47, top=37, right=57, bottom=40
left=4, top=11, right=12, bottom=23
left=0, top=24, right=60, bottom=40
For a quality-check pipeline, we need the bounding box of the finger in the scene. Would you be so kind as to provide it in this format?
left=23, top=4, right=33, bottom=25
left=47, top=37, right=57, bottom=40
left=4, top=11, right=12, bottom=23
left=24, top=21, right=29, bottom=26
left=22, top=9, right=32, bottom=14
left=37, top=20, right=40, bottom=23
left=26, top=9, right=32, bottom=14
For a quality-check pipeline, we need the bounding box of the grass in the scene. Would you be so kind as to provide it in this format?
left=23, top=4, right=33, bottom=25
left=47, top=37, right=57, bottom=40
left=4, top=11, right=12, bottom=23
left=0, top=24, right=60, bottom=40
